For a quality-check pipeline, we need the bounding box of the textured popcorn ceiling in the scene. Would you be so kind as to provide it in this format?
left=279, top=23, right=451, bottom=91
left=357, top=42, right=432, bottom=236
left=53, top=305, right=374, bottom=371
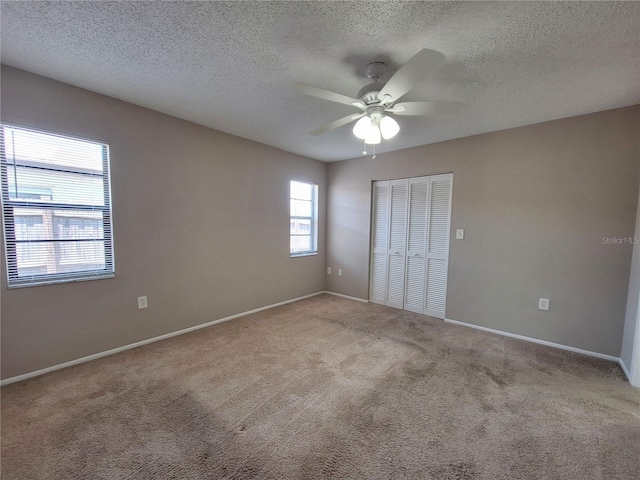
left=1, top=1, right=639, bottom=162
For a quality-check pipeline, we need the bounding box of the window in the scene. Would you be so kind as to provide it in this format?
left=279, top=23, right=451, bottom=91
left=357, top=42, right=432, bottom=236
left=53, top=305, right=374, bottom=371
left=290, top=180, right=318, bottom=256
left=1, top=125, right=114, bottom=287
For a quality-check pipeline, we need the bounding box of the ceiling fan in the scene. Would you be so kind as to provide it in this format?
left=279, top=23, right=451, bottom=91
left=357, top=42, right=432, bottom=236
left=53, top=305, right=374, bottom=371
left=294, top=49, right=462, bottom=155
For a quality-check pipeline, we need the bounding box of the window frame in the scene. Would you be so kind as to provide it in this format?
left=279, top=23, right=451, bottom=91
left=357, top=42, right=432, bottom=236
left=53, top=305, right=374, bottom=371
left=1, top=124, right=115, bottom=288
left=290, top=180, right=318, bottom=257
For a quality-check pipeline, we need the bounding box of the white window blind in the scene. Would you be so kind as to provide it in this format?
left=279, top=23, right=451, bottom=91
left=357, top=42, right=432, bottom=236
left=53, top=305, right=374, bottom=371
left=290, top=180, right=318, bottom=256
left=1, top=125, right=115, bottom=287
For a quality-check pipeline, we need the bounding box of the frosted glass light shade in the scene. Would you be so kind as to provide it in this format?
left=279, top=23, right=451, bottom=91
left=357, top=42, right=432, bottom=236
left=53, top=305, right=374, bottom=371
left=364, top=124, right=381, bottom=145
left=353, top=116, right=372, bottom=140
left=380, top=115, right=400, bottom=139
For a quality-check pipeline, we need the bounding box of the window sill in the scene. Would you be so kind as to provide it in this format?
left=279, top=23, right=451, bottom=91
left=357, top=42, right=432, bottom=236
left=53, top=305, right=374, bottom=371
left=290, top=252, right=318, bottom=258
left=8, top=272, right=115, bottom=289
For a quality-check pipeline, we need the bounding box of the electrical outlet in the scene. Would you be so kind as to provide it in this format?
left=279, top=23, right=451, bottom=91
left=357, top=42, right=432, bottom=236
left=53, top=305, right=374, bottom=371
left=456, top=229, right=464, bottom=239
left=538, top=298, right=549, bottom=311
left=138, top=296, right=148, bottom=309
left=327, top=267, right=332, bottom=275
left=338, top=268, right=343, bottom=276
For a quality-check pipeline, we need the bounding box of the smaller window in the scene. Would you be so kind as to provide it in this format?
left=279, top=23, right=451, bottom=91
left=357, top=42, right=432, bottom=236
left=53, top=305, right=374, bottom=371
left=290, top=180, right=318, bottom=256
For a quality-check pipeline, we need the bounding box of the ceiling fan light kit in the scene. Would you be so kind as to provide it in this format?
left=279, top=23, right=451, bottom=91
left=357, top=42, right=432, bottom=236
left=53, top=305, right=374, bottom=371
left=353, top=116, right=372, bottom=140
left=294, top=49, right=463, bottom=158
left=353, top=108, right=398, bottom=145
left=355, top=114, right=400, bottom=145
left=380, top=115, right=400, bottom=140
left=364, top=118, right=382, bottom=145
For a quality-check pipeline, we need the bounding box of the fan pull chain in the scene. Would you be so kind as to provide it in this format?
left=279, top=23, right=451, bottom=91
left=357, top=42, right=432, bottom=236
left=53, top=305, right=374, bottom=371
left=362, top=141, right=377, bottom=159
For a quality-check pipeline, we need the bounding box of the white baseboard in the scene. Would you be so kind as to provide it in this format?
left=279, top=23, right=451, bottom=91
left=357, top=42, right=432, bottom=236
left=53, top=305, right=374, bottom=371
left=323, top=291, right=369, bottom=303
left=444, top=318, right=619, bottom=362
left=619, top=358, right=632, bottom=381
left=4, top=293, right=628, bottom=387
left=0, top=291, right=325, bottom=387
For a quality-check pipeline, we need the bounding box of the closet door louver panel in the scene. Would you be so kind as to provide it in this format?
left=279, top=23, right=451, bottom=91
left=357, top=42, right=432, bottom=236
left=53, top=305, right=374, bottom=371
left=370, top=254, right=387, bottom=303
left=388, top=181, right=408, bottom=252
left=425, top=258, right=447, bottom=314
left=372, top=182, right=390, bottom=252
left=404, top=177, right=429, bottom=313
left=428, top=177, right=452, bottom=256
left=387, top=255, right=406, bottom=307
left=385, top=179, right=408, bottom=309
left=369, top=181, right=389, bottom=304
left=405, top=256, right=424, bottom=313
left=424, top=174, right=453, bottom=318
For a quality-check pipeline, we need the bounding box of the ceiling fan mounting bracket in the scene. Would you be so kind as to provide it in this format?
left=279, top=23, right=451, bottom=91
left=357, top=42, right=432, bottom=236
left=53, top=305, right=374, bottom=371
left=357, top=62, right=389, bottom=105
left=365, top=62, right=387, bottom=81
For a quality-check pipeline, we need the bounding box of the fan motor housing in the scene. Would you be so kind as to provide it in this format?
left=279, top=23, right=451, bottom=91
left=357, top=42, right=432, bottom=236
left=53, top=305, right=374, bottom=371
left=357, top=83, right=384, bottom=105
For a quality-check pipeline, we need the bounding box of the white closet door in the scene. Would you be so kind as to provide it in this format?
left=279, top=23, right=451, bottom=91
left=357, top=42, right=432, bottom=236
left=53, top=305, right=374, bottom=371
left=424, top=174, right=453, bottom=318
left=404, top=177, right=429, bottom=313
left=385, top=179, right=408, bottom=309
left=369, top=181, right=389, bottom=305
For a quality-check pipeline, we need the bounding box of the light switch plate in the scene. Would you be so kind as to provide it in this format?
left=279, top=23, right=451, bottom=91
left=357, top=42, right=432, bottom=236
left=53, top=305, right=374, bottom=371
left=327, top=267, right=332, bottom=275
left=338, top=268, right=343, bottom=276
left=456, top=229, right=464, bottom=239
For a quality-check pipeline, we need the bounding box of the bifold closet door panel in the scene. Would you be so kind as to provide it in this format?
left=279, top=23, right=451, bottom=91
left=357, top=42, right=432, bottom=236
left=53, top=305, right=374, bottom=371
left=404, top=177, right=429, bottom=314
left=424, top=174, right=453, bottom=319
left=369, top=181, right=390, bottom=305
left=369, top=174, right=452, bottom=318
left=385, top=179, right=409, bottom=309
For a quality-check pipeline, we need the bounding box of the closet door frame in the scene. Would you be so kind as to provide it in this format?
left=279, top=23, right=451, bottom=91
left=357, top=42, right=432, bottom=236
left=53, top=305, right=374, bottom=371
left=368, top=173, right=452, bottom=319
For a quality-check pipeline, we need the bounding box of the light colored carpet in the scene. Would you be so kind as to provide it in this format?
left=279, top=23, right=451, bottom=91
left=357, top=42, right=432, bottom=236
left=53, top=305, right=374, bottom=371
left=2, top=294, right=639, bottom=479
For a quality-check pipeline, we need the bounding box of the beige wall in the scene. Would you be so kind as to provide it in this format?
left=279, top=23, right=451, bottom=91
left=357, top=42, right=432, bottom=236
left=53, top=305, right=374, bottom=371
left=327, top=106, right=640, bottom=356
left=0, top=67, right=327, bottom=380
left=2, top=66, right=638, bottom=380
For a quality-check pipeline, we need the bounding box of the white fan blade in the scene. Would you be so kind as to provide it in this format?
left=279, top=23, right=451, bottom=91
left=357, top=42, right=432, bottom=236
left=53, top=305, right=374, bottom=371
left=310, top=113, right=365, bottom=136
left=294, top=82, right=362, bottom=107
left=391, top=101, right=463, bottom=116
left=378, top=49, right=446, bottom=103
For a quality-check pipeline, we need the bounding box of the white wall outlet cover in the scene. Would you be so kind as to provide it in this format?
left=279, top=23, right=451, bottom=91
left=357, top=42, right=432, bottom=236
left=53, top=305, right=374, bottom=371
left=327, top=267, right=332, bottom=274
left=538, top=298, right=549, bottom=311
left=456, top=229, right=464, bottom=239
left=137, top=296, right=148, bottom=309
left=338, top=268, right=343, bottom=276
